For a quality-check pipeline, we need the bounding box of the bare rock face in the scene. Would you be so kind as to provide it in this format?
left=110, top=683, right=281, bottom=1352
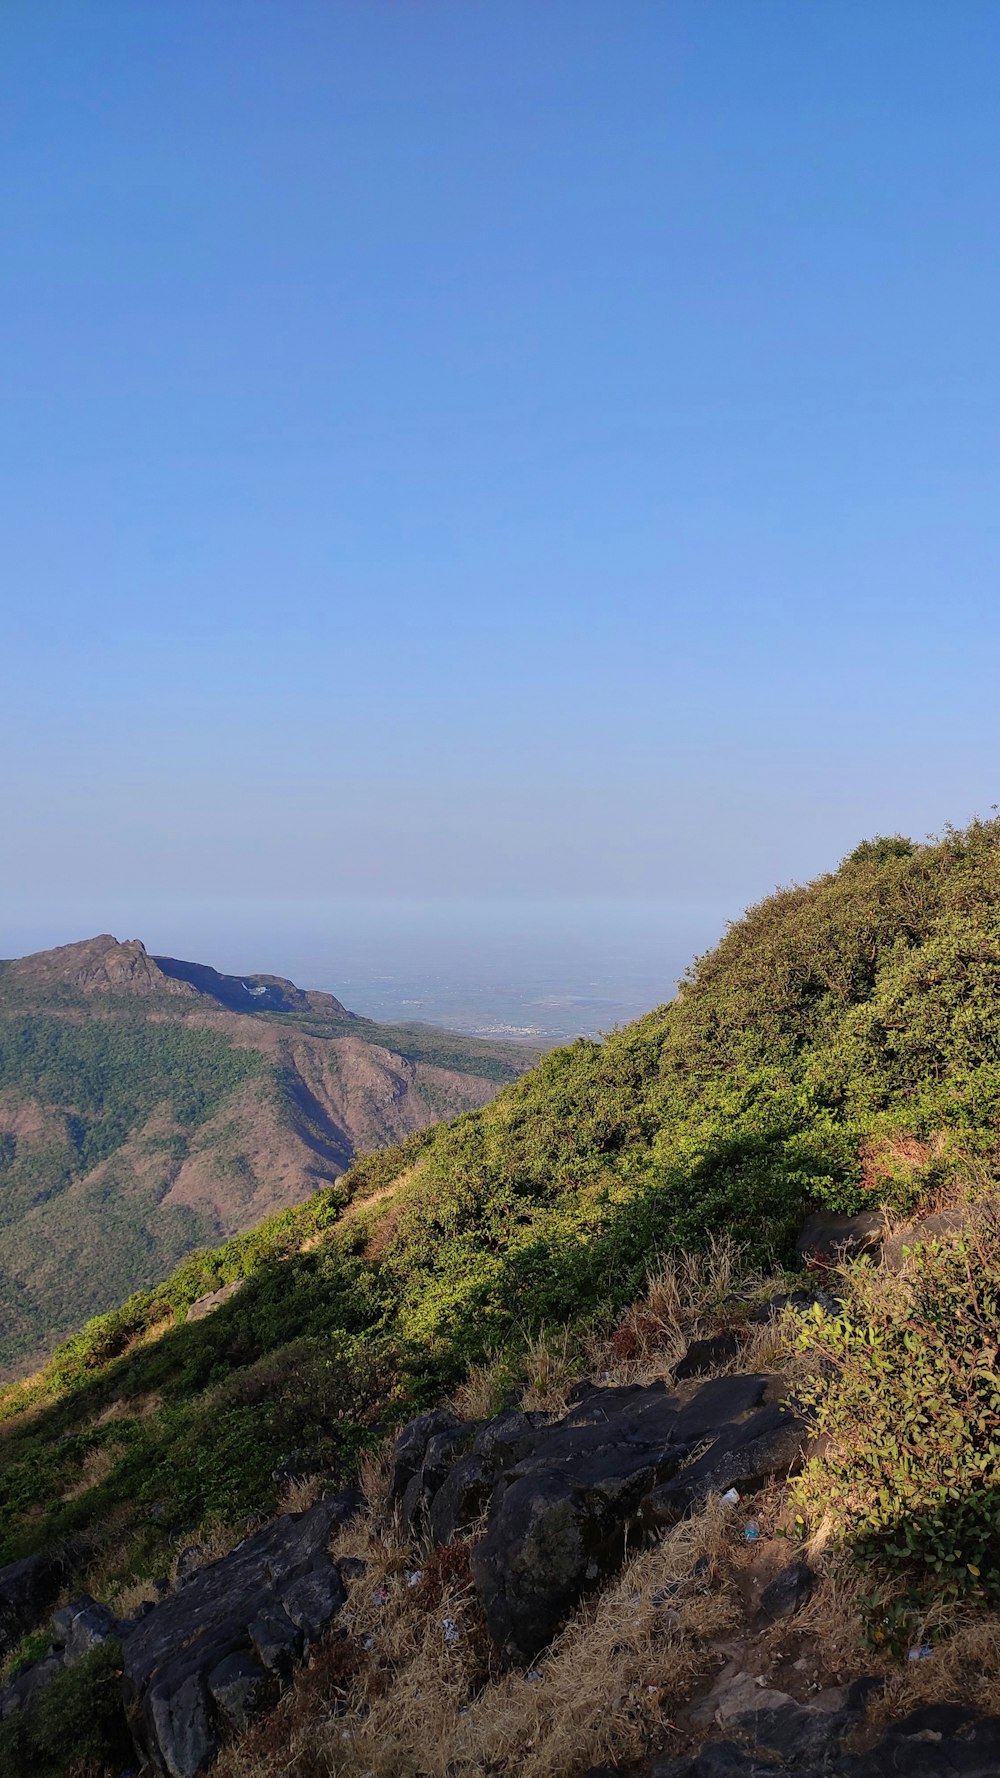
left=121, top=1490, right=361, bottom=1778
left=389, top=1373, right=806, bottom=1666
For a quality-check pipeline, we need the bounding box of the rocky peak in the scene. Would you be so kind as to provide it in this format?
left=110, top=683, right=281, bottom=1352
left=4, top=935, right=195, bottom=999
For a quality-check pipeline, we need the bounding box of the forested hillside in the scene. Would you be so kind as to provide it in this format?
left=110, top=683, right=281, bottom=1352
left=0, top=936, right=533, bottom=1373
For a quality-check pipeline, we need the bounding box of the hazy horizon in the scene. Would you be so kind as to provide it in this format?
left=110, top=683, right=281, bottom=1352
left=0, top=894, right=738, bottom=1042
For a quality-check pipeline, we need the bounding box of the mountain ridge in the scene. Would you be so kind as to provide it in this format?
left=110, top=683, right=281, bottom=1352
left=0, top=934, right=537, bottom=1375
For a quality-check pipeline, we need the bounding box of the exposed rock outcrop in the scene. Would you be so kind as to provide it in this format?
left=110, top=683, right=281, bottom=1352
left=390, top=1372, right=806, bottom=1664
left=0, top=1593, right=118, bottom=1723
left=121, top=1489, right=361, bottom=1778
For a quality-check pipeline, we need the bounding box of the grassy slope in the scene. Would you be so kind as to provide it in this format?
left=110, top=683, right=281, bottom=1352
left=4, top=821, right=1000, bottom=1594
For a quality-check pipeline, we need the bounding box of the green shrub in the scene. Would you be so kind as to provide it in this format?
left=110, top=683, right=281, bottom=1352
left=0, top=1640, right=129, bottom=1778
left=794, top=1230, right=1000, bottom=1618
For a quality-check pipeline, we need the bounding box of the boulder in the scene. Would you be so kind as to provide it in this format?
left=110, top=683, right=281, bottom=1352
left=388, top=1408, right=461, bottom=1503
left=400, top=1422, right=476, bottom=1535
left=122, top=1489, right=360, bottom=1777
left=50, top=1593, right=119, bottom=1663
left=467, top=1374, right=805, bottom=1663
left=428, top=1452, right=495, bottom=1546
left=206, top=1651, right=271, bottom=1731
left=654, top=1698, right=1000, bottom=1776
left=756, top=1560, right=814, bottom=1623
left=882, top=1208, right=972, bottom=1272
left=795, top=1212, right=885, bottom=1265
left=186, top=1279, right=244, bottom=1322
left=850, top=1704, right=1000, bottom=1777
left=0, top=1653, right=65, bottom=1721
left=0, top=1550, right=64, bottom=1656
left=639, top=1376, right=802, bottom=1516
left=673, top=1333, right=741, bottom=1379
left=472, top=1408, right=548, bottom=1467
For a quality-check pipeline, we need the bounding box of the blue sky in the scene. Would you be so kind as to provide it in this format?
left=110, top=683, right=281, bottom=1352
left=3, top=2, right=1000, bottom=995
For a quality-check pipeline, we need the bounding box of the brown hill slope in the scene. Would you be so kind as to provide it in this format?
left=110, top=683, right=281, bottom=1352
left=0, top=935, right=537, bottom=1375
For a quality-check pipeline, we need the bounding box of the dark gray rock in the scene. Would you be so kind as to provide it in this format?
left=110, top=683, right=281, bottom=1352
left=795, top=1211, right=885, bottom=1265
left=472, top=1408, right=547, bottom=1468
left=850, top=1704, right=1000, bottom=1777
left=122, top=1490, right=359, bottom=1776
left=248, top=1608, right=303, bottom=1679
left=757, top=1560, right=814, bottom=1623
left=281, top=1565, right=346, bottom=1644
left=695, top=1668, right=871, bottom=1767
left=883, top=1208, right=973, bottom=1272
left=397, top=1407, right=549, bottom=1546
left=50, top=1593, right=119, bottom=1663
left=0, top=1550, right=64, bottom=1656
left=388, top=1409, right=461, bottom=1503
left=429, top=1451, right=495, bottom=1545
left=468, top=1373, right=804, bottom=1662
left=673, top=1333, right=741, bottom=1379
left=146, top=1666, right=216, bottom=1778
left=645, top=1403, right=806, bottom=1526
left=206, top=1650, right=272, bottom=1730
left=0, top=1653, right=65, bottom=1721
left=655, top=1699, right=1000, bottom=1777
left=400, top=1421, right=478, bottom=1535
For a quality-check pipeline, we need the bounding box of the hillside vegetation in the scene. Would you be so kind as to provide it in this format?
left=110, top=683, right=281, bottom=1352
left=5, top=821, right=1000, bottom=1775
left=0, top=937, right=533, bottom=1374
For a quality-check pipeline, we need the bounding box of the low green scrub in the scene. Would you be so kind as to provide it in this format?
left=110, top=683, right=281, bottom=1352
left=794, top=1228, right=1000, bottom=1627
left=0, top=1641, right=129, bottom=1778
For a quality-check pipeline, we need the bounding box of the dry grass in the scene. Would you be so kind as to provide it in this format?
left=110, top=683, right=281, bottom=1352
left=94, top=1389, right=162, bottom=1425
left=586, top=1239, right=793, bottom=1388
left=277, top=1474, right=326, bottom=1515
left=778, top=1550, right=877, bottom=1683
left=105, top=1515, right=243, bottom=1615
left=872, top=1611, right=1000, bottom=1723
left=356, top=1445, right=393, bottom=1521
left=451, top=1354, right=514, bottom=1421
left=218, top=1500, right=739, bottom=1778
left=110, top=1575, right=162, bottom=1618
left=61, top=1442, right=120, bottom=1502
left=519, top=1327, right=583, bottom=1415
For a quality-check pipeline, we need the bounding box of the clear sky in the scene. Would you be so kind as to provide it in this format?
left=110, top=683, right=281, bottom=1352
left=3, top=3, right=1000, bottom=1002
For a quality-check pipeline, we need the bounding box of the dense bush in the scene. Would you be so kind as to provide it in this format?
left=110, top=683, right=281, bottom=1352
left=794, top=1227, right=1000, bottom=1620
